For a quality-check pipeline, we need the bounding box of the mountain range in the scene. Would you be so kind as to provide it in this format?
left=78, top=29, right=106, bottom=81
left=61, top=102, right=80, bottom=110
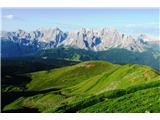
left=1, top=27, right=159, bottom=53
left=1, top=27, right=160, bottom=71
left=1, top=27, right=160, bottom=113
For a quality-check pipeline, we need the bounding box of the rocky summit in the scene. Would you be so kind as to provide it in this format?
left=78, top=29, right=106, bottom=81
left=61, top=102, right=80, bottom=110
left=1, top=27, right=159, bottom=52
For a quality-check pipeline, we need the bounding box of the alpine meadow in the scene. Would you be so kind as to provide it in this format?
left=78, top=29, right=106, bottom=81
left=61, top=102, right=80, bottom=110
left=1, top=8, right=160, bottom=113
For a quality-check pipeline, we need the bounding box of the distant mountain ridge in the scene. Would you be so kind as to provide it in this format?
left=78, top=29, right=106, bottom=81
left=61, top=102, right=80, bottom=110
left=1, top=27, right=159, bottom=53
left=1, top=27, right=159, bottom=71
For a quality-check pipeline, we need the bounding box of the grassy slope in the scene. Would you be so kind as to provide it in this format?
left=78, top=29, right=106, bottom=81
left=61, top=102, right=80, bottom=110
left=80, top=87, right=160, bottom=113
left=3, top=61, right=160, bottom=112
left=26, top=61, right=117, bottom=91
left=62, top=64, right=159, bottom=96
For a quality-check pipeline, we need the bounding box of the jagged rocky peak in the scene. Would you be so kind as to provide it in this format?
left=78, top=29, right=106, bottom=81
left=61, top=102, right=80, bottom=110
left=72, top=27, right=118, bottom=36
left=33, top=27, right=66, bottom=42
left=1, top=27, right=158, bottom=52
left=37, top=27, right=62, bottom=34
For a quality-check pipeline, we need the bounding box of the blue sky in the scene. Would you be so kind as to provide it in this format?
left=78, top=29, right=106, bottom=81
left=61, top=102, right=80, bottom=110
left=1, top=8, right=159, bottom=37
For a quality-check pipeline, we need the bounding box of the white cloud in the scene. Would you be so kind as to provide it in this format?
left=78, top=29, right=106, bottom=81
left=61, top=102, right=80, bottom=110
left=3, top=14, right=15, bottom=20
left=125, top=22, right=158, bottom=28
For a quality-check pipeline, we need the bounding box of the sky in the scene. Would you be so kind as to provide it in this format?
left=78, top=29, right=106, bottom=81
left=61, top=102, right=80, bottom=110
left=1, top=8, right=159, bottom=37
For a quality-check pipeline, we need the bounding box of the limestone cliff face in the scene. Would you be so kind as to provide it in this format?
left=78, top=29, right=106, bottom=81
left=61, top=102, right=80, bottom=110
left=1, top=27, right=159, bottom=52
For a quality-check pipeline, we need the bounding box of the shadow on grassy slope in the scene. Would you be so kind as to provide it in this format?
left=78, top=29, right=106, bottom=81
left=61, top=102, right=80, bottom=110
left=1, top=87, right=61, bottom=112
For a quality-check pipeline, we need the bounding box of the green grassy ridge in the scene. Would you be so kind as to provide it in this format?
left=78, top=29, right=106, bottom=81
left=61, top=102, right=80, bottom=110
left=27, top=61, right=159, bottom=92
left=3, top=89, right=67, bottom=112
left=26, top=61, right=117, bottom=91
left=51, top=80, right=160, bottom=113
left=60, top=64, right=160, bottom=96
left=80, top=87, right=160, bottom=113
left=3, top=80, right=160, bottom=112
left=2, top=61, right=160, bottom=112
